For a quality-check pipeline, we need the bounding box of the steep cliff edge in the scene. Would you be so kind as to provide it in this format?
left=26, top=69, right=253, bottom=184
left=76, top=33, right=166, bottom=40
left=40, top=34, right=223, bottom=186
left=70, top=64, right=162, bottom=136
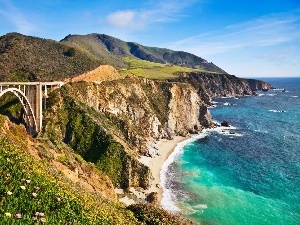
left=176, top=72, right=272, bottom=102
left=0, top=115, right=194, bottom=224
left=42, top=74, right=213, bottom=189
left=41, top=73, right=270, bottom=190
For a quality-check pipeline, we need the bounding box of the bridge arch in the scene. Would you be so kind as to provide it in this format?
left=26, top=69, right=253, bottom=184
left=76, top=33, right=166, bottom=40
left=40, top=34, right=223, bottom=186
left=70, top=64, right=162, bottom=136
left=0, top=88, right=38, bottom=134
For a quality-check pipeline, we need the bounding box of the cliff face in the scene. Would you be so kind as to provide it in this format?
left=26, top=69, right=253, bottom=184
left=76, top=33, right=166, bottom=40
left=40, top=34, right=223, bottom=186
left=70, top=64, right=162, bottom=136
left=42, top=73, right=270, bottom=190
left=55, top=75, right=212, bottom=153
left=42, top=75, right=213, bottom=188
left=177, top=72, right=272, bottom=102
left=245, top=78, right=273, bottom=90
left=167, top=84, right=212, bottom=135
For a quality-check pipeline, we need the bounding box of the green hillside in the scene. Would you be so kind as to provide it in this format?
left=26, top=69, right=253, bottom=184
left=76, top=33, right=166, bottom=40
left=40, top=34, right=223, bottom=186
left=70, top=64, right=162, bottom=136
left=0, top=32, right=227, bottom=83
left=61, top=33, right=227, bottom=73
left=0, top=33, right=102, bottom=82
left=0, top=115, right=194, bottom=224
left=120, top=57, right=207, bottom=80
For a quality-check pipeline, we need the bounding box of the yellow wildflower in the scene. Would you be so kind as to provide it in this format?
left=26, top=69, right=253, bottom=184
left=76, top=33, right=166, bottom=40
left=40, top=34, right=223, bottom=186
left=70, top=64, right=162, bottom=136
left=5, top=212, right=12, bottom=218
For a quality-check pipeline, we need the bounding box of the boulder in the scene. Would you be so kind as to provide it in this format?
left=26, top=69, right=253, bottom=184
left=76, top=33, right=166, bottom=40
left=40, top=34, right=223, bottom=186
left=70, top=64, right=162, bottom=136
left=146, top=192, right=158, bottom=204
left=221, top=120, right=230, bottom=127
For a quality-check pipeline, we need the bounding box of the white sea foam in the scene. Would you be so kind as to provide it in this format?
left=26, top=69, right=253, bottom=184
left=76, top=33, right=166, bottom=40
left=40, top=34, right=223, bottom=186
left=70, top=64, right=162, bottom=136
left=161, top=132, right=208, bottom=212
left=208, top=105, right=217, bottom=109
left=194, top=204, right=208, bottom=209
left=269, top=109, right=286, bottom=113
left=209, top=101, right=219, bottom=108
left=292, top=96, right=298, bottom=98
left=254, top=129, right=268, bottom=134
left=161, top=124, right=242, bottom=212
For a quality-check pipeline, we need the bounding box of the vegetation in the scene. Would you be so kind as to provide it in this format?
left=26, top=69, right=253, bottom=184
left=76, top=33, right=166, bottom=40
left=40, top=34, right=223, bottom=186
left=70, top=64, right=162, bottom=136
left=43, top=87, right=151, bottom=189
left=61, top=33, right=226, bottom=74
left=120, top=57, right=206, bottom=80
left=0, top=92, right=23, bottom=124
left=0, top=115, right=139, bottom=224
left=0, top=32, right=225, bottom=83
left=0, top=33, right=102, bottom=82
left=0, top=114, right=194, bottom=224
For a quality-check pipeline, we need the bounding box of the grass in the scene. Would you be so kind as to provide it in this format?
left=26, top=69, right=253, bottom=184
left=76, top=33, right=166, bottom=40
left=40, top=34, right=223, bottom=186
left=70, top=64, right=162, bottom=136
left=0, top=116, right=139, bottom=224
left=0, top=114, right=195, bottom=224
left=119, top=57, right=207, bottom=80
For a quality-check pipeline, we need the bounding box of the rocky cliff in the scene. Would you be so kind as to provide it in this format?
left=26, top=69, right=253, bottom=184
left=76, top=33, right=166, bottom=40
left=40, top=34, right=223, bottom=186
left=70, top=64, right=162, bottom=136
left=176, top=72, right=272, bottom=102
left=41, top=72, right=270, bottom=190
left=245, top=78, right=273, bottom=91
left=42, top=74, right=214, bottom=189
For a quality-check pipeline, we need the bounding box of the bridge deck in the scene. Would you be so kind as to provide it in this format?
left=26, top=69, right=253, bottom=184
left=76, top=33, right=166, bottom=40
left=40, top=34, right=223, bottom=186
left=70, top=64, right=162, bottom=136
left=0, top=82, right=64, bottom=86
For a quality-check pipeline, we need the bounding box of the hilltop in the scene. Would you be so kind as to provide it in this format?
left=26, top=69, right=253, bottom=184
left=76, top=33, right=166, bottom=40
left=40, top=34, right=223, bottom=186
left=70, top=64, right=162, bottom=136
left=61, top=33, right=226, bottom=73
left=0, top=33, right=102, bottom=82
left=0, top=32, right=228, bottom=83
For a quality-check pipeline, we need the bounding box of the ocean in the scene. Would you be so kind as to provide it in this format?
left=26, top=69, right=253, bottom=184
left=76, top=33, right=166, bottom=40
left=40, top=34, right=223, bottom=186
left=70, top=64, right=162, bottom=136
left=161, top=77, right=300, bottom=225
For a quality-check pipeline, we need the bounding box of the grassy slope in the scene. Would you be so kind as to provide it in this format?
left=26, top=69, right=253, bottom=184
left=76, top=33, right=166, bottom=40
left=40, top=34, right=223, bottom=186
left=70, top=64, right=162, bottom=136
left=0, top=115, right=138, bottom=224
left=0, top=115, right=195, bottom=224
left=0, top=33, right=102, bottom=82
left=119, top=57, right=208, bottom=80
left=60, top=34, right=128, bottom=69
left=61, top=33, right=227, bottom=73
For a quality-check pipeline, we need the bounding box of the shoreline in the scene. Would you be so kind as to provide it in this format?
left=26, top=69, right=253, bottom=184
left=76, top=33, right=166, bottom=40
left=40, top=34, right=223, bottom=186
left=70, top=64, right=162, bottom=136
left=143, top=136, right=189, bottom=203
left=119, top=136, right=188, bottom=206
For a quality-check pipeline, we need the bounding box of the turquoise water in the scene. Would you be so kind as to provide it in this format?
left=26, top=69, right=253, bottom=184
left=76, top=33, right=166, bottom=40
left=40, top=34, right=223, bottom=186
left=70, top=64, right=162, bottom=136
left=162, top=77, right=300, bottom=225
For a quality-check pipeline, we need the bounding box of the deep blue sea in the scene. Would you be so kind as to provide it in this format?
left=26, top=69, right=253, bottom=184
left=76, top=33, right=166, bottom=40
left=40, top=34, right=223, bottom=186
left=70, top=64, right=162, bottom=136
left=161, top=77, right=300, bottom=225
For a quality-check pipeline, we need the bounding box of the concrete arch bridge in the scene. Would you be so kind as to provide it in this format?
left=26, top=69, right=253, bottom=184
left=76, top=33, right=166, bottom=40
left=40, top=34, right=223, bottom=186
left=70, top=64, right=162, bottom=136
left=0, top=82, right=64, bottom=135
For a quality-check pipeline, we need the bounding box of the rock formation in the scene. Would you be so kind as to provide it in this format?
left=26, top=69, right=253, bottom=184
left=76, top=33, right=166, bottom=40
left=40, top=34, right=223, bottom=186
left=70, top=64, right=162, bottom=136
left=42, top=72, right=269, bottom=190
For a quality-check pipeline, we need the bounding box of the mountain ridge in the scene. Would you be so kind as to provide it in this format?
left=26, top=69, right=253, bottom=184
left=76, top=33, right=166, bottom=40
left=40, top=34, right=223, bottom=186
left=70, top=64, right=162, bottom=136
left=61, top=33, right=227, bottom=73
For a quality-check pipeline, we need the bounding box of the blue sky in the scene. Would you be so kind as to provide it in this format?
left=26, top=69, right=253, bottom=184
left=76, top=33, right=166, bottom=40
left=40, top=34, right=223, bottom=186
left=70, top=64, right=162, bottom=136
left=0, top=0, right=299, bottom=77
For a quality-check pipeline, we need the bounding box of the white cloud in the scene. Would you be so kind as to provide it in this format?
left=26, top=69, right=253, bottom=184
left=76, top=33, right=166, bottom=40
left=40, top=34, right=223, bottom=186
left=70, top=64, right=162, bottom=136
left=161, top=10, right=300, bottom=76
left=164, top=10, right=300, bottom=57
left=106, top=0, right=199, bottom=29
left=107, top=10, right=147, bottom=29
left=0, top=0, right=35, bottom=34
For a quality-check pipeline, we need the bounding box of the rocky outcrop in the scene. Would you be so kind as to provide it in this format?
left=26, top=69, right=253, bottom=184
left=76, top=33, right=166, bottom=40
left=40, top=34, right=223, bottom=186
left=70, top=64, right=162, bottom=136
left=167, top=83, right=213, bottom=136
left=42, top=73, right=269, bottom=190
left=221, top=120, right=230, bottom=127
left=43, top=74, right=214, bottom=189
left=176, top=72, right=272, bottom=102
left=245, top=78, right=272, bottom=91
left=61, top=75, right=212, bottom=153
left=146, top=192, right=159, bottom=204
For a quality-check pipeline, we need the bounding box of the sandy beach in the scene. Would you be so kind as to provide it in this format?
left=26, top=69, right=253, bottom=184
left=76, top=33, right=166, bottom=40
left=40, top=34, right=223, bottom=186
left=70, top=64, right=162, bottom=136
left=145, top=136, right=188, bottom=202
left=118, top=136, right=188, bottom=206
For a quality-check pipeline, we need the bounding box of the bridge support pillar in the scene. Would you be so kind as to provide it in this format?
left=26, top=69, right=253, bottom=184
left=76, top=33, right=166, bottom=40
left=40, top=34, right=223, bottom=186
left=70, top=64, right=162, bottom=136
left=0, top=82, right=64, bottom=135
